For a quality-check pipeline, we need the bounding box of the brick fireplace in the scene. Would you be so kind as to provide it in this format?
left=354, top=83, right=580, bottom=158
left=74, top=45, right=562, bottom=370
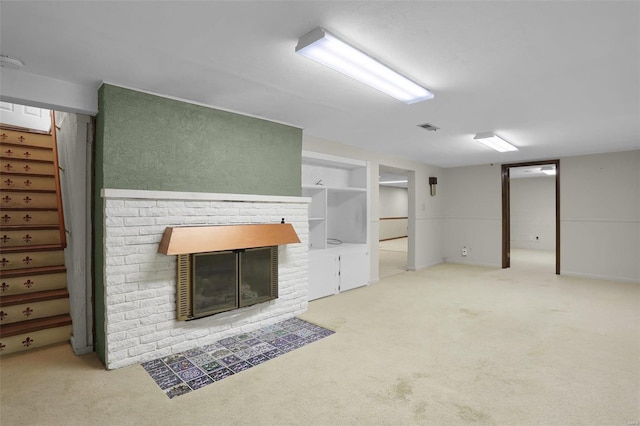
left=101, top=189, right=309, bottom=369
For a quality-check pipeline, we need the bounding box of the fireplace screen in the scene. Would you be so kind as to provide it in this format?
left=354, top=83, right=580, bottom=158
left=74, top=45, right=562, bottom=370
left=192, top=251, right=238, bottom=317
left=177, top=246, right=278, bottom=320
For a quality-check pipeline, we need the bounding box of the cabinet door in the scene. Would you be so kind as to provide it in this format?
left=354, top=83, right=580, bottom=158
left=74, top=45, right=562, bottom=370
left=308, top=253, right=339, bottom=301
left=339, top=249, right=370, bottom=292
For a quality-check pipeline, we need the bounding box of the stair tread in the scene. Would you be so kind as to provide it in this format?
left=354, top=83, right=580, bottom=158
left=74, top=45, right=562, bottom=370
left=0, top=189, right=56, bottom=193
left=0, top=142, right=53, bottom=150
left=0, top=244, right=64, bottom=254
left=0, top=208, right=59, bottom=212
left=0, top=288, right=69, bottom=307
left=0, top=157, right=54, bottom=164
left=0, top=265, right=67, bottom=278
left=0, top=313, right=72, bottom=338
left=0, top=173, right=55, bottom=178
left=0, top=225, right=59, bottom=231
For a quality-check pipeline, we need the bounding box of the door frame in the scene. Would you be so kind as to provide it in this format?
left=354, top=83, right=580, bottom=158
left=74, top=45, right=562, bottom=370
left=501, top=159, right=560, bottom=274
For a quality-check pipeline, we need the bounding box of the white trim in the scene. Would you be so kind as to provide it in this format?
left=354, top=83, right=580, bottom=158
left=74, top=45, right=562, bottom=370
left=100, top=81, right=302, bottom=130
left=302, top=150, right=367, bottom=168
left=561, top=271, right=640, bottom=284
left=101, top=188, right=310, bottom=204
left=560, top=218, right=640, bottom=224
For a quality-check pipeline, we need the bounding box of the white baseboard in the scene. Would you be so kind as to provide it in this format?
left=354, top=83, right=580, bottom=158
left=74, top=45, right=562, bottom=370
left=561, top=271, right=640, bottom=284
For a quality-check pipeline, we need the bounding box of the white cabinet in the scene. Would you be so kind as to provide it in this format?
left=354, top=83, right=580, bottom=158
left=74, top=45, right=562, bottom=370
left=337, top=247, right=370, bottom=292
left=302, top=151, right=370, bottom=300
left=307, top=251, right=339, bottom=300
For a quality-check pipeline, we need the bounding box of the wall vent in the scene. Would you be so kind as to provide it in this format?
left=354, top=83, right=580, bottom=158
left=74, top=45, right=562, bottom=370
left=417, top=123, right=439, bottom=131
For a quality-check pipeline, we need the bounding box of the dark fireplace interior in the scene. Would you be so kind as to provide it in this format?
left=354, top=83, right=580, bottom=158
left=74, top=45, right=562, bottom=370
left=184, top=246, right=278, bottom=320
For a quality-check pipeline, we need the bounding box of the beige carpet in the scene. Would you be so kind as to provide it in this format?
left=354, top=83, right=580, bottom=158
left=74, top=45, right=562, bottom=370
left=1, top=261, right=638, bottom=425
left=379, top=237, right=408, bottom=278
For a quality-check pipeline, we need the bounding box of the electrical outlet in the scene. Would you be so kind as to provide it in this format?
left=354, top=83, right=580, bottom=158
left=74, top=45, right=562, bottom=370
left=462, top=246, right=468, bottom=256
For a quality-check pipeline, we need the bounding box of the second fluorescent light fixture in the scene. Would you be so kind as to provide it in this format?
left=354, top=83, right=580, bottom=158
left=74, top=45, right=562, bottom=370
left=295, top=27, right=434, bottom=104
left=474, top=132, right=519, bottom=152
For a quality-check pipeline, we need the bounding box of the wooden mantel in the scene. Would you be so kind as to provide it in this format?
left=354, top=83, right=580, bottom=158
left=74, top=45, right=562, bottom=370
left=157, top=223, right=300, bottom=255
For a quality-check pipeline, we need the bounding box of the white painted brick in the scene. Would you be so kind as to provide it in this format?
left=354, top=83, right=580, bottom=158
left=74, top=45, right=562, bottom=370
left=156, top=200, right=185, bottom=208
left=107, top=331, right=127, bottom=342
left=109, top=337, right=139, bottom=352
left=139, top=208, right=169, bottom=217
left=125, top=271, right=170, bottom=283
left=140, top=330, right=170, bottom=344
left=106, top=256, right=125, bottom=266
left=139, top=295, right=170, bottom=308
left=124, top=289, right=156, bottom=302
left=106, top=274, right=126, bottom=286
left=108, top=319, right=141, bottom=334
left=155, top=286, right=176, bottom=297
left=106, top=207, right=139, bottom=217
left=155, top=216, right=187, bottom=225
left=183, top=216, right=208, bottom=224
left=124, top=253, right=159, bottom=265
left=139, top=311, right=174, bottom=325
left=108, top=293, right=126, bottom=305
left=125, top=324, right=156, bottom=339
left=136, top=243, right=163, bottom=253
left=106, top=217, right=124, bottom=227
left=171, top=341, right=199, bottom=354
left=103, top=195, right=309, bottom=368
left=156, top=337, right=180, bottom=350
left=124, top=217, right=155, bottom=227
left=105, top=237, right=126, bottom=248
left=124, top=200, right=157, bottom=208
left=106, top=264, right=139, bottom=275
left=106, top=200, right=125, bottom=208
left=124, top=307, right=157, bottom=320
left=106, top=246, right=132, bottom=256
left=184, top=201, right=210, bottom=208
left=107, top=227, right=140, bottom=237
left=109, top=301, right=139, bottom=314
left=128, top=343, right=157, bottom=357
left=106, top=284, right=136, bottom=296
left=140, top=225, right=170, bottom=235
left=139, top=261, right=174, bottom=273
left=125, top=235, right=160, bottom=246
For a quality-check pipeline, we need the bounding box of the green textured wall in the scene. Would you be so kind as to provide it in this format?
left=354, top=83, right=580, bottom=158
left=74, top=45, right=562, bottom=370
left=94, top=91, right=106, bottom=363
left=93, top=84, right=303, bottom=364
left=99, top=84, right=302, bottom=194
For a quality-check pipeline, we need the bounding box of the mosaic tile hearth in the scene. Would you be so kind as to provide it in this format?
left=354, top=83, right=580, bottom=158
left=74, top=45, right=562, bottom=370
left=141, top=318, right=334, bottom=398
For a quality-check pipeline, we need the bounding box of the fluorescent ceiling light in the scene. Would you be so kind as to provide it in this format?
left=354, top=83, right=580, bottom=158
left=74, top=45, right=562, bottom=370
left=541, top=166, right=556, bottom=176
left=379, top=180, right=408, bottom=185
left=473, top=132, right=518, bottom=152
left=296, top=27, right=434, bottom=104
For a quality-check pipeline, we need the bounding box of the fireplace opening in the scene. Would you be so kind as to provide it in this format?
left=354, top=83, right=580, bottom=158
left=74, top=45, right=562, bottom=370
left=178, top=246, right=278, bottom=320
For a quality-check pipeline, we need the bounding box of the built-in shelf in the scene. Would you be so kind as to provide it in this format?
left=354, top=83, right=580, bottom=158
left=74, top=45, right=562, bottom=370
left=302, top=151, right=370, bottom=301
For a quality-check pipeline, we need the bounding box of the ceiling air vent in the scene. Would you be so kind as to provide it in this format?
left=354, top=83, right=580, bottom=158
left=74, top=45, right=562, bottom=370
left=417, top=123, right=439, bottom=131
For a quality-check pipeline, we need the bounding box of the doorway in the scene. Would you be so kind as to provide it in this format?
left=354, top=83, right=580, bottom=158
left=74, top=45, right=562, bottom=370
left=378, top=165, right=410, bottom=278
left=0, top=101, right=94, bottom=355
left=502, top=160, right=560, bottom=274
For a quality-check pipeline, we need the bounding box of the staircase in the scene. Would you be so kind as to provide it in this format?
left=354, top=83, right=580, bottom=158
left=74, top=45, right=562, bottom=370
left=0, top=125, right=72, bottom=355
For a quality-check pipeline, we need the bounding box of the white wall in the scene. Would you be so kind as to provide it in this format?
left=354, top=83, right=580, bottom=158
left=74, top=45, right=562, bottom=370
left=379, top=186, right=408, bottom=240
left=561, top=150, right=640, bottom=282
left=0, top=70, right=97, bottom=115
left=379, top=186, right=408, bottom=218
left=55, top=111, right=94, bottom=355
left=442, top=150, right=640, bottom=282
left=303, top=135, right=445, bottom=281
left=442, top=164, right=503, bottom=267
left=510, top=177, right=555, bottom=251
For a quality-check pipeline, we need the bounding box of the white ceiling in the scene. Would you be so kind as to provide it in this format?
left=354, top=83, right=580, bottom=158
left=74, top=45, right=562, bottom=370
left=1, top=1, right=638, bottom=168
